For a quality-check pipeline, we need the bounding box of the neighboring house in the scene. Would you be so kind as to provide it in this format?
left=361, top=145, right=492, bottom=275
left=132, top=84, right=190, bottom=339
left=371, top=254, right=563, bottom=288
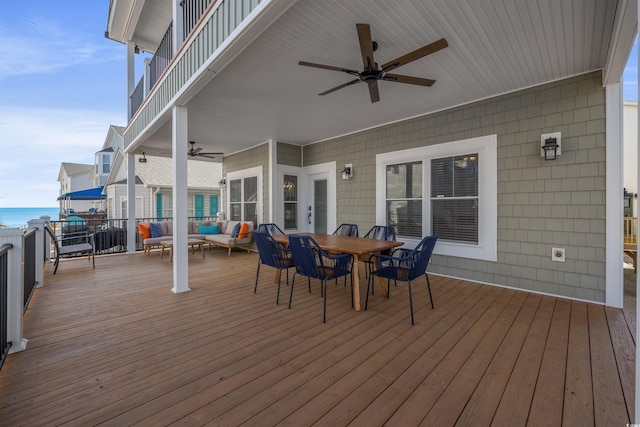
left=105, top=0, right=636, bottom=312
left=624, top=101, right=638, bottom=217
left=104, top=152, right=222, bottom=220
left=56, top=162, right=96, bottom=214
left=91, top=125, right=124, bottom=188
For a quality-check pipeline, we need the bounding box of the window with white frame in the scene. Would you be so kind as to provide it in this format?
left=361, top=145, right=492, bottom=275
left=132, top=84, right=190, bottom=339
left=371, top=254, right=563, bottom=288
left=163, top=193, right=173, bottom=219
left=283, top=174, right=298, bottom=230
left=376, top=134, right=497, bottom=261
left=228, top=167, right=261, bottom=225
left=120, top=196, right=144, bottom=219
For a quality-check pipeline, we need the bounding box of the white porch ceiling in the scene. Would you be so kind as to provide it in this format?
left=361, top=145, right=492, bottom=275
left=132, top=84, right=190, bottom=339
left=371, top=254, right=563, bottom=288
left=135, top=0, right=624, bottom=157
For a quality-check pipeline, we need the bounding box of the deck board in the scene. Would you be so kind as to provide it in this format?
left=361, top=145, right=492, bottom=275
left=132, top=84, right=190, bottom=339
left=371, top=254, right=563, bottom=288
left=0, top=251, right=634, bottom=425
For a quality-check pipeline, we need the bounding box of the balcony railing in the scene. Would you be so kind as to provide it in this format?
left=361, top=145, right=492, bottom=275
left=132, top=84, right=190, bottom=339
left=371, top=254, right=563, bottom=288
left=182, top=0, right=214, bottom=40
left=130, top=77, right=145, bottom=121
left=0, top=243, right=12, bottom=369
left=23, top=228, right=37, bottom=311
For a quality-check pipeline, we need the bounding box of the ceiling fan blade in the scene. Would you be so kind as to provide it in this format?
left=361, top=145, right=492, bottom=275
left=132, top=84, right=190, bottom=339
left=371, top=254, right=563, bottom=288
left=356, top=23, right=375, bottom=69
left=383, top=73, right=436, bottom=86
left=193, top=147, right=203, bottom=155
left=318, top=79, right=361, bottom=96
left=299, top=61, right=360, bottom=75
left=381, top=38, right=448, bottom=72
left=367, top=80, right=380, bottom=103
left=198, top=154, right=220, bottom=159
left=199, top=152, right=224, bottom=156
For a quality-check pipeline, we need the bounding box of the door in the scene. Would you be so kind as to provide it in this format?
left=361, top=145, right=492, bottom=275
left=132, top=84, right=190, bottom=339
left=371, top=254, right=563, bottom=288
left=307, top=172, right=330, bottom=234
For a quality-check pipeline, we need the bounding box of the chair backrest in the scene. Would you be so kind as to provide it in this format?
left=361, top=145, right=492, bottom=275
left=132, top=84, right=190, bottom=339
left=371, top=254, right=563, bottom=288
left=254, top=231, right=288, bottom=268
left=364, top=225, right=396, bottom=241
left=257, top=223, right=285, bottom=236
left=288, top=235, right=325, bottom=279
left=406, top=235, right=438, bottom=280
left=44, top=225, right=60, bottom=258
left=333, top=223, right=359, bottom=237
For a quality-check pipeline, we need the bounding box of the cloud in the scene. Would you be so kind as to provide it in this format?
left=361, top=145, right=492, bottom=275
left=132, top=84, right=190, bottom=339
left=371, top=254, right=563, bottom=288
left=0, top=106, right=124, bottom=207
left=0, top=16, right=121, bottom=79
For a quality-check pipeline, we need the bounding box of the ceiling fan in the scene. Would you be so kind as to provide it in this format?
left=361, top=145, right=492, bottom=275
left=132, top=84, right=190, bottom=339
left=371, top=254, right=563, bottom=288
left=188, top=141, right=223, bottom=159
left=299, top=23, right=448, bottom=103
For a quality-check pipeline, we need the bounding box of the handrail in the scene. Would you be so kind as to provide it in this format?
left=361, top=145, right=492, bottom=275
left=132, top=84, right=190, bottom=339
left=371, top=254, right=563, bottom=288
left=0, top=243, right=12, bottom=257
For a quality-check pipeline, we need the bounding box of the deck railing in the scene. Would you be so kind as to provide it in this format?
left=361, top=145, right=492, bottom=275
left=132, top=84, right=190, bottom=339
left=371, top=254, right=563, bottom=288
left=624, top=217, right=637, bottom=244
left=0, top=243, right=12, bottom=369
left=22, top=228, right=37, bottom=311
left=49, top=216, right=218, bottom=257
left=149, top=22, right=174, bottom=95
left=181, top=0, right=214, bottom=40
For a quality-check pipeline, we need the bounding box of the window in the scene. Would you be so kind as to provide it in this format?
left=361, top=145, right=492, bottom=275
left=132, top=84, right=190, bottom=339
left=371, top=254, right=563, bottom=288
left=430, top=154, right=478, bottom=243
left=163, top=193, right=173, bottom=218
left=283, top=175, right=298, bottom=230
left=121, top=197, right=144, bottom=218
left=376, top=135, right=497, bottom=261
left=386, top=162, right=422, bottom=238
left=102, top=154, right=110, bottom=174
left=227, top=167, right=262, bottom=225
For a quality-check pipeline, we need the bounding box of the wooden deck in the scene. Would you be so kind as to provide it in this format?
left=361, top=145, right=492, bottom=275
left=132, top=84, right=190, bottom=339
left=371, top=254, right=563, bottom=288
left=0, top=248, right=635, bottom=426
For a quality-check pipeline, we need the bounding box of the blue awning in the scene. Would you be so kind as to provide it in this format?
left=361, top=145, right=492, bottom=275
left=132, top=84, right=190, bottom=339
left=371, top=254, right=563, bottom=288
left=57, top=187, right=106, bottom=201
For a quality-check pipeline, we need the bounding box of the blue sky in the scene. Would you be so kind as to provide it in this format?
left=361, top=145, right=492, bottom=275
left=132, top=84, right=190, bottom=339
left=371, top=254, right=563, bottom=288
left=0, top=1, right=637, bottom=208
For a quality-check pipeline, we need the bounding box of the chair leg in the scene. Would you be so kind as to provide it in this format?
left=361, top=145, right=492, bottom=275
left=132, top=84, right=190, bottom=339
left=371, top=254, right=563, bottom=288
left=425, top=273, right=434, bottom=309
left=308, top=277, right=311, bottom=294
left=254, top=262, right=261, bottom=294
left=288, top=274, right=297, bottom=309
left=323, top=279, right=327, bottom=323
left=276, top=270, right=282, bottom=305
left=365, top=272, right=372, bottom=310
left=408, top=280, right=415, bottom=325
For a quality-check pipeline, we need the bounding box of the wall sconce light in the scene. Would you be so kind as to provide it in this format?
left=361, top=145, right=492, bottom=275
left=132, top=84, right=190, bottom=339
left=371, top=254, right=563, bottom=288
left=540, top=132, right=561, bottom=161
left=218, top=178, right=226, bottom=187
left=138, top=152, right=147, bottom=163
left=341, top=163, right=353, bottom=180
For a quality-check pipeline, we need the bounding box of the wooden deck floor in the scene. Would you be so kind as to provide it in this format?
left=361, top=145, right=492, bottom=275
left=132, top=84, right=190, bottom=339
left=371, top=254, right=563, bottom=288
left=0, top=248, right=635, bottom=426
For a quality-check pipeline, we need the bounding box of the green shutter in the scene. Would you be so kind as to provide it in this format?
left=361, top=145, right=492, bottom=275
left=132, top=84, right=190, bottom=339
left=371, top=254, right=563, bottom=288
left=156, top=193, right=163, bottom=220
left=195, top=194, right=204, bottom=219
left=210, top=195, right=219, bottom=218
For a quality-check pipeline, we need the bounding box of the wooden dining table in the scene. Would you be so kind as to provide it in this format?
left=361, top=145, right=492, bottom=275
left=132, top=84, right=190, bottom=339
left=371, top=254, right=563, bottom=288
left=274, top=233, right=403, bottom=311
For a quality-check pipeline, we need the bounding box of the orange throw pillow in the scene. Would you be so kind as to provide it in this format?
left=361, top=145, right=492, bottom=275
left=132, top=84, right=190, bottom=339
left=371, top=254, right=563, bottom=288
left=238, top=222, right=249, bottom=238
left=138, top=223, right=151, bottom=239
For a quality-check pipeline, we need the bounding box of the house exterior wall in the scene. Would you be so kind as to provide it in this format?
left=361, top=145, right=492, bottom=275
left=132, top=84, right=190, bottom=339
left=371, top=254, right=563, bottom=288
left=107, top=184, right=151, bottom=219
left=303, top=71, right=607, bottom=303
left=277, top=142, right=302, bottom=167
left=223, top=144, right=269, bottom=223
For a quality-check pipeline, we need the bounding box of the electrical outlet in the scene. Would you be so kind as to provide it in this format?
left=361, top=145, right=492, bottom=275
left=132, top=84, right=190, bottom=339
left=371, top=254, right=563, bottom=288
left=552, top=247, right=565, bottom=262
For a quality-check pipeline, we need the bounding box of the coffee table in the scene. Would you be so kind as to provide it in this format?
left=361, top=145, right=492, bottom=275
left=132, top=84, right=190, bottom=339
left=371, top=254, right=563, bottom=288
left=159, top=239, right=207, bottom=262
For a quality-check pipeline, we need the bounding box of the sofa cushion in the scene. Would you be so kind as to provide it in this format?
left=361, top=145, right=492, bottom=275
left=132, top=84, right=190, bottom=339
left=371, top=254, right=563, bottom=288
left=205, top=235, right=236, bottom=246
left=138, top=223, right=151, bottom=239
left=199, top=225, right=219, bottom=235
left=150, top=222, right=163, bottom=238
left=230, top=222, right=241, bottom=238
left=143, top=236, right=171, bottom=245
left=238, top=222, right=249, bottom=238
left=161, top=221, right=170, bottom=236
left=217, top=220, right=229, bottom=234
left=166, top=221, right=173, bottom=236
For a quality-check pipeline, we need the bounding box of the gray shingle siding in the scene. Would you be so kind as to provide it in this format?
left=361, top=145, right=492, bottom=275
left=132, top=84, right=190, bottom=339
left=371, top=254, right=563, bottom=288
left=303, top=71, right=606, bottom=302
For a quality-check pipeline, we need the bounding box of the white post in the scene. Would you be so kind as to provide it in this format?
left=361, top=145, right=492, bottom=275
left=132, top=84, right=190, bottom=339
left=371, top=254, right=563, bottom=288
left=0, top=228, right=28, bottom=353
left=172, top=0, right=184, bottom=57
left=172, top=105, right=190, bottom=293
left=127, top=152, right=137, bottom=254
left=126, top=41, right=136, bottom=119
left=40, top=215, right=51, bottom=261
left=27, top=218, right=45, bottom=289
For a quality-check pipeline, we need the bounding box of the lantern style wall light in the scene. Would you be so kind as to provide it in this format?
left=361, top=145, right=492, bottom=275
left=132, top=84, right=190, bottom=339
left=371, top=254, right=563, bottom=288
left=540, top=132, right=561, bottom=161
left=341, top=163, right=353, bottom=180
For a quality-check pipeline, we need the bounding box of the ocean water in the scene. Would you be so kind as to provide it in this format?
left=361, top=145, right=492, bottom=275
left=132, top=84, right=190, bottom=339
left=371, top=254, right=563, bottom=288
left=0, top=207, right=60, bottom=228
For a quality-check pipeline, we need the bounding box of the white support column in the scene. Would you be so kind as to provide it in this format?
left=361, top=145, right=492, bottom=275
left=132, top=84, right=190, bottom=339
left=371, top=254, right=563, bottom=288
left=172, top=0, right=184, bottom=57
left=0, top=228, right=28, bottom=353
left=27, top=218, right=45, bottom=289
left=635, top=5, right=639, bottom=422
left=126, top=41, right=136, bottom=120
left=172, top=105, right=190, bottom=293
left=605, top=83, right=624, bottom=308
left=127, top=152, right=137, bottom=254
left=268, top=139, right=276, bottom=223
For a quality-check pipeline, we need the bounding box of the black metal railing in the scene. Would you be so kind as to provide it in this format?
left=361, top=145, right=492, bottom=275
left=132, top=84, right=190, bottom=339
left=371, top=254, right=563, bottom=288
left=23, top=229, right=37, bottom=311
left=181, top=0, right=213, bottom=40
left=49, top=216, right=218, bottom=257
left=0, top=243, right=13, bottom=370
left=149, top=22, right=173, bottom=91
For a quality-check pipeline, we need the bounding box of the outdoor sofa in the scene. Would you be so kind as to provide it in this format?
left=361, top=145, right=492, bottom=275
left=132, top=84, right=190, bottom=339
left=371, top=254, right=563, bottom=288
left=139, top=220, right=254, bottom=256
